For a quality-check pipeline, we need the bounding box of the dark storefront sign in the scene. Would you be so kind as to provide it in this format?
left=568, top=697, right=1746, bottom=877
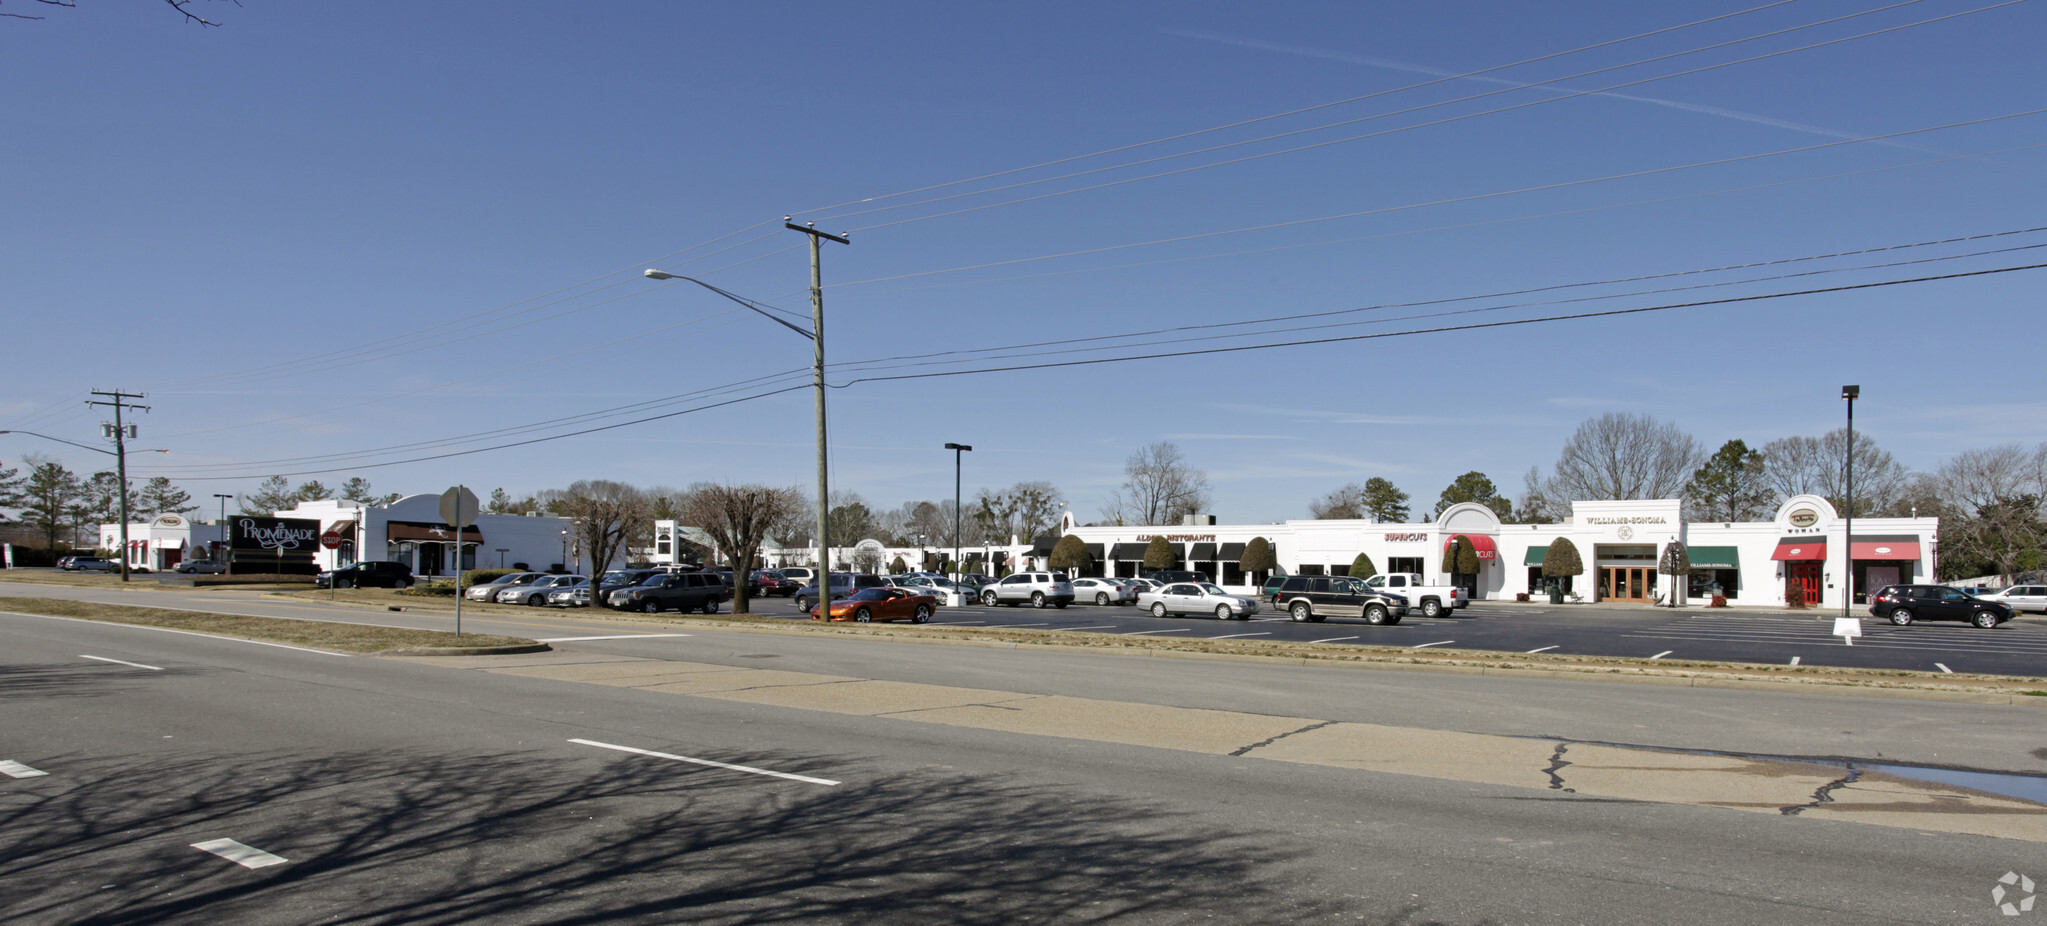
left=228, top=516, right=323, bottom=574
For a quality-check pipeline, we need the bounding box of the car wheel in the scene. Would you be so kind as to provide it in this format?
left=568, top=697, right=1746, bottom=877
left=1888, top=607, right=1913, bottom=626
left=1095, top=592, right=1109, bottom=606
left=1031, top=591, right=1046, bottom=609
left=1151, top=602, right=1168, bottom=618
left=1364, top=604, right=1388, bottom=625
left=702, top=598, right=719, bottom=615
left=854, top=607, right=871, bottom=623
left=1215, top=604, right=1237, bottom=620
left=981, top=591, right=998, bottom=606
left=639, top=600, right=661, bottom=613
left=527, top=594, right=544, bottom=606
left=1422, top=599, right=1443, bottom=618
left=1290, top=602, right=1312, bottom=623
left=395, top=579, right=408, bottom=589
left=1973, top=612, right=1999, bottom=628
left=913, top=604, right=931, bottom=624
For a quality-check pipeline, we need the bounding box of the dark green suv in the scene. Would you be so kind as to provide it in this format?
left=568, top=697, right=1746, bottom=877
left=606, top=571, right=728, bottom=613
left=1274, top=574, right=1408, bottom=625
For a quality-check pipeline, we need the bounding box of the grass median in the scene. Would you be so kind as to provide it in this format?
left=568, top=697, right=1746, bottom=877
left=0, top=596, right=541, bottom=654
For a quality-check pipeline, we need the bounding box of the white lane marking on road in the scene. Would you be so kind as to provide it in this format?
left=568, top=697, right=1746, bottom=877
left=80, top=655, right=163, bottom=671
left=1789, top=656, right=1801, bottom=666
left=191, top=838, right=288, bottom=869
left=1056, top=625, right=1117, bottom=631
left=535, top=634, right=693, bottom=642
left=1205, top=632, right=1271, bottom=640
left=570, top=738, right=839, bottom=786
left=1525, top=645, right=1559, bottom=654
left=0, top=760, right=49, bottom=778
left=1251, top=617, right=1287, bottom=623
left=1935, top=662, right=1953, bottom=674
left=1120, top=628, right=1190, bottom=635
left=1410, top=640, right=1455, bottom=649
left=0, top=611, right=350, bottom=657
left=982, top=623, right=1049, bottom=628
left=1311, top=636, right=1360, bottom=644
left=1649, top=650, right=1673, bottom=660
left=945, top=620, right=985, bottom=625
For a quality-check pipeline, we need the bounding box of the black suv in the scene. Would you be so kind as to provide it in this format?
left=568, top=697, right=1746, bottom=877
left=1867, top=585, right=2012, bottom=628
left=607, top=571, right=728, bottom=614
left=317, top=561, right=415, bottom=589
left=1274, top=575, right=1408, bottom=625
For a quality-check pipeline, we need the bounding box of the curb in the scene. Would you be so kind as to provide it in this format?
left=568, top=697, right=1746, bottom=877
left=375, top=643, right=554, bottom=657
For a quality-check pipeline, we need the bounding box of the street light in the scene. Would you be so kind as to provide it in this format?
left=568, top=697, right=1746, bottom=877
left=1843, top=384, right=1859, bottom=620
left=646, top=227, right=846, bottom=581
left=944, top=443, right=971, bottom=583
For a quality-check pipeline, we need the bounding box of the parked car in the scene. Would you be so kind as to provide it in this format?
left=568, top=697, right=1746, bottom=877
left=1273, top=575, right=1408, bottom=625
left=498, top=574, right=585, bottom=606
left=174, top=561, right=228, bottom=575
left=607, top=571, right=728, bottom=614
left=1983, top=585, right=2047, bottom=614
left=752, top=570, right=801, bottom=596
left=779, top=566, right=818, bottom=586
left=1137, top=582, right=1260, bottom=620
left=1124, top=577, right=1162, bottom=593
left=792, top=573, right=889, bottom=613
left=1144, top=570, right=1210, bottom=584
left=1070, top=577, right=1138, bottom=606
left=465, top=572, right=545, bottom=601
left=1951, top=585, right=1997, bottom=598
left=1361, top=573, right=1467, bottom=617
left=891, top=575, right=965, bottom=601
left=811, top=587, right=938, bottom=623
left=65, top=556, right=117, bottom=573
left=980, top=572, right=1075, bottom=609
left=546, top=579, right=592, bottom=608
left=1867, top=584, right=2013, bottom=628
left=316, top=561, right=415, bottom=589
left=1261, top=574, right=1289, bottom=604
left=593, top=568, right=664, bottom=607
left=959, top=573, right=995, bottom=588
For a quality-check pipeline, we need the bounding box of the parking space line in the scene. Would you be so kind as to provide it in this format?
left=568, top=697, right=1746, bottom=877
left=80, top=655, right=163, bottom=671
left=535, top=634, right=692, bottom=642
left=1789, top=656, right=1801, bottom=666
left=1205, top=632, right=1271, bottom=640
left=570, top=738, right=839, bottom=786
left=1057, top=625, right=1117, bottom=631
left=1525, top=645, right=1559, bottom=654
left=191, top=838, right=289, bottom=869
left=945, top=620, right=985, bottom=625
left=1310, top=636, right=1358, bottom=644
left=1649, top=650, right=1673, bottom=660
left=1120, top=629, right=1190, bottom=636
left=0, top=760, right=48, bottom=778
left=1935, top=663, right=1953, bottom=673
left=1410, top=640, right=1455, bottom=649
left=983, top=623, right=1050, bottom=628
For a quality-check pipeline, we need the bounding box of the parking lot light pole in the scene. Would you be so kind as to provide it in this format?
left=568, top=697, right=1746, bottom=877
left=1843, top=385, right=1858, bottom=620
left=214, top=494, right=234, bottom=572
left=944, top=443, right=971, bottom=583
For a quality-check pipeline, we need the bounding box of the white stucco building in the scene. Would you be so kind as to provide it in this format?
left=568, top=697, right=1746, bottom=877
left=274, top=495, right=582, bottom=577
left=99, top=514, right=224, bottom=572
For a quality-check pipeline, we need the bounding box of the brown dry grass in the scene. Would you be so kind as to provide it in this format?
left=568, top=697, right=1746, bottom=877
left=0, top=596, right=537, bottom=654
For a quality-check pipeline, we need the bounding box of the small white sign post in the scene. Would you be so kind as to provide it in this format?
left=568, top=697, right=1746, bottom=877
left=440, top=485, right=481, bottom=637
left=1832, top=616, right=1863, bottom=646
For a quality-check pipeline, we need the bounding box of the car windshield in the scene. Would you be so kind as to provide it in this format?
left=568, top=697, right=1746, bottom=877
left=849, top=588, right=891, bottom=601
left=1198, top=583, right=1228, bottom=596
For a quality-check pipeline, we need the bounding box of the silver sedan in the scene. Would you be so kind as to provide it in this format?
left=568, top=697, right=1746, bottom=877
left=497, top=574, right=585, bottom=606
left=1136, top=582, right=1260, bottom=620
left=1070, top=577, right=1138, bottom=605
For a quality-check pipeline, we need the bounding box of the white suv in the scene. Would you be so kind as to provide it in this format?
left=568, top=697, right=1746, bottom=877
left=980, top=572, right=1075, bottom=609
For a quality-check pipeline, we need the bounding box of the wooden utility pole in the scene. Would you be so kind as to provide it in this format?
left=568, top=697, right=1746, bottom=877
left=786, top=220, right=849, bottom=578
left=87, top=389, right=149, bottom=582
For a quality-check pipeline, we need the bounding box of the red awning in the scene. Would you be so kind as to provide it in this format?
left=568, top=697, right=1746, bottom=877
left=1444, top=533, right=1499, bottom=560
left=1769, top=539, right=1826, bottom=561
left=1850, top=540, right=1921, bottom=560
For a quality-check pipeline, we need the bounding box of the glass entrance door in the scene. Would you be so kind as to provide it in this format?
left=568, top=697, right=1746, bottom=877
left=1601, top=566, right=1654, bottom=602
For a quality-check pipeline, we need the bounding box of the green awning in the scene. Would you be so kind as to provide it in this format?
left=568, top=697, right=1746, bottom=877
left=1523, top=545, right=1549, bottom=566
left=1689, top=546, right=1740, bottom=570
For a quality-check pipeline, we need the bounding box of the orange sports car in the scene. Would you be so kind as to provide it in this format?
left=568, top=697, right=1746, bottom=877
left=811, top=587, right=937, bottom=623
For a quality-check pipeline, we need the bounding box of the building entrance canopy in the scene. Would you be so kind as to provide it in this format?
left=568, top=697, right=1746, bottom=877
left=1769, top=538, right=1827, bottom=561
left=1444, top=533, right=1498, bottom=560
left=387, top=521, right=484, bottom=544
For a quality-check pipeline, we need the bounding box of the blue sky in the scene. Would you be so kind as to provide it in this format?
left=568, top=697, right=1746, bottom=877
left=4, top=1, right=2043, bottom=525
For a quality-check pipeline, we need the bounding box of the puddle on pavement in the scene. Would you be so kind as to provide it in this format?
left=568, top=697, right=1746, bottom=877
left=1861, top=763, right=2047, bottom=805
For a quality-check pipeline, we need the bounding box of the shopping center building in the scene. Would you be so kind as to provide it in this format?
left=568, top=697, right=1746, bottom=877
left=734, top=494, right=1936, bottom=610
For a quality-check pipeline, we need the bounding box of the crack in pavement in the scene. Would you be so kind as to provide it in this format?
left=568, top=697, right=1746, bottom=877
left=1780, top=767, right=1864, bottom=816
left=1231, top=721, right=1337, bottom=757
left=1544, top=742, right=1576, bottom=793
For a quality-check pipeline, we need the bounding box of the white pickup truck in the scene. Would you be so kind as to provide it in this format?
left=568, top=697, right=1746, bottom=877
left=1362, top=573, right=1468, bottom=617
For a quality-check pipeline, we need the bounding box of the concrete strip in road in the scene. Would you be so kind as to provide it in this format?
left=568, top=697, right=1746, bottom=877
left=439, top=649, right=2047, bottom=841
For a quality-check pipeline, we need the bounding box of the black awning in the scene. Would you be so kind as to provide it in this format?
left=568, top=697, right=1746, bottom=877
left=1217, top=542, right=1245, bottom=560
left=1109, top=543, right=1147, bottom=560
left=1189, top=542, right=1217, bottom=560
left=1084, top=543, right=1104, bottom=561
left=1031, top=534, right=1059, bottom=555
left=387, top=520, right=483, bottom=543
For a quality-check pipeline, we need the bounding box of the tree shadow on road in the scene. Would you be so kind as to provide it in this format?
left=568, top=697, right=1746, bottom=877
left=1, top=744, right=1370, bottom=925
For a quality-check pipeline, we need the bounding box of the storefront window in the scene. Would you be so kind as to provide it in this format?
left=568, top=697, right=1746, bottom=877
left=1387, top=557, right=1422, bottom=575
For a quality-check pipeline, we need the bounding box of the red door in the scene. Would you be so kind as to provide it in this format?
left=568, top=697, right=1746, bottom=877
left=1786, top=563, right=1821, bottom=606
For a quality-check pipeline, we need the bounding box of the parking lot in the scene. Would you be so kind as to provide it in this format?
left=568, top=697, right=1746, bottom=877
left=738, top=594, right=2047, bottom=678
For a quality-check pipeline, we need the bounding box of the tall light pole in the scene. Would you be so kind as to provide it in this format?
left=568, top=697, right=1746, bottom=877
left=1842, top=384, right=1859, bottom=619
left=945, top=443, right=971, bottom=581
left=645, top=218, right=847, bottom=579
left=214, top=493, right=234, bottom=572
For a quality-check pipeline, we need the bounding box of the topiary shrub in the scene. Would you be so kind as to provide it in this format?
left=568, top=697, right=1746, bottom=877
left=402, top=580, right=458, bottom=597
left=1050, top=534, right=1092, bottom=575
left=462, top=568, right=521, bottom=587
left=1348, top=552, right=1377, bottom=579
left=1142, top=536, right=1178, bottom=572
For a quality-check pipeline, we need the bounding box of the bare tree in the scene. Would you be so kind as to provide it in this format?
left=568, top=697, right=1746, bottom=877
left=1931, top=444, right=2045, bottom=584
left=971, top=482, right=1066, bottom=543
left=1544, top=413, right=1703, bottom=502
left=554, top=480, right=651, bottom=578
left=1309, top=483, right=1367, bottom=520
left=1762, top=429, right=1908, bottom=515
left=1512, top=466, right=1563, bottom=524
left=1103, top=442, right=1210, bottom=526
left=5, top=0, right=231, bottom=25
left=680, top=482, right=805, bottom=614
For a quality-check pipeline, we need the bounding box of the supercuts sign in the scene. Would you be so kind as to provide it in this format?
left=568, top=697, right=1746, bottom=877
left=230, top=517, right=322, bottom=553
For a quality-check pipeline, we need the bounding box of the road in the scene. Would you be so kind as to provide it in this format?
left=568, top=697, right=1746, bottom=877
left=3, top=580, right=2045, bottom=923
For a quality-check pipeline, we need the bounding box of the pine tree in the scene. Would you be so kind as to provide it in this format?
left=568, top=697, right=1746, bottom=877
left=136, top=477, right=197, bottom=517
left=242, top=476, right=296, bottom=514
